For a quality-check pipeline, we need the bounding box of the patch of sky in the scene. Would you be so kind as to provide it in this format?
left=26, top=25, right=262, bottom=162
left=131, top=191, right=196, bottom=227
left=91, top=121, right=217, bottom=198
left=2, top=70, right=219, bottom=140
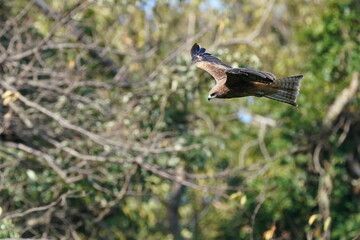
left=237, top=108, right=253, bottom=124
left=138, top=0, right=157, bottom=19
left=200, top=0, right=227, bottom=11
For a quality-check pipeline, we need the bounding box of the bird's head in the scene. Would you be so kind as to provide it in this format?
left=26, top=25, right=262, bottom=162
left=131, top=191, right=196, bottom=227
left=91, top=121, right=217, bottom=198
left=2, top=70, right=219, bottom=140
left=208, top=84, right=229, bottom=101
left=208, top=85, right=222, bottom=101
left=207, top=91, right=218, bottom=101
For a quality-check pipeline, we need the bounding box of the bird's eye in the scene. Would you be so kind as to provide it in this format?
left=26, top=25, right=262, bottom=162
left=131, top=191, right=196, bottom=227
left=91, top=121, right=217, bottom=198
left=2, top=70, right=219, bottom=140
left=211, top=93, right=216, bottom=97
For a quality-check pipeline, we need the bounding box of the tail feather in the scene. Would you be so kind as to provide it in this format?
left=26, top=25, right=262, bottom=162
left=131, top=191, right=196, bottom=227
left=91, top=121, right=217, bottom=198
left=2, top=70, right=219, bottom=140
left=265, top=75, right=303, bottom=107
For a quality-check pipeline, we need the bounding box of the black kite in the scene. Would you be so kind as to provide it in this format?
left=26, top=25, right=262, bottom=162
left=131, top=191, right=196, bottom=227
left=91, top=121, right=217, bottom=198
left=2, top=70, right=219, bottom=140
left=191, top=43, right=303, bottom=106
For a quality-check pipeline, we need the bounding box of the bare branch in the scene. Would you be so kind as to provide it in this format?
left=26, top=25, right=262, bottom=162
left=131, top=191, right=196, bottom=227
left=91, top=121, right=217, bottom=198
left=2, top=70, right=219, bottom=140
left=167, top=169, right=186, bottom=240
left=2, top=141, right=68, bottom=182
left=3, top=191, right=75, bottom=220
left=250, top=193, right=266, bottom=240
left=32, top=0, right=122, bottom=77
left=218, top=0, right=275, bottom=46
left=94, top=164, right=137, bottom=222
left=323, top=72, right=359, bottom=127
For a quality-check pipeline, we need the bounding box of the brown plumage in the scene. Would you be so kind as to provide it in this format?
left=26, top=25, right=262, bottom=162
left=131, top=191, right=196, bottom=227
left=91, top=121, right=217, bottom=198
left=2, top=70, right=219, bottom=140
left=191, top=43, right=303, bottom=106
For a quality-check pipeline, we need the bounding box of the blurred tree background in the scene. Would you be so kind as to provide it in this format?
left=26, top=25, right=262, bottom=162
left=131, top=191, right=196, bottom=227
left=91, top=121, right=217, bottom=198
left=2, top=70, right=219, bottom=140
left=0, top=0, right=359, bottom=239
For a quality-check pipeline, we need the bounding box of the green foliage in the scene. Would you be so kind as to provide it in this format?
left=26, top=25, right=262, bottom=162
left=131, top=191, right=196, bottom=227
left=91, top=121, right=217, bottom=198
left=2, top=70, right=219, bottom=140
left=0, top=0, right=359, bottom=239
left=0, top=219, right=19, bottom=239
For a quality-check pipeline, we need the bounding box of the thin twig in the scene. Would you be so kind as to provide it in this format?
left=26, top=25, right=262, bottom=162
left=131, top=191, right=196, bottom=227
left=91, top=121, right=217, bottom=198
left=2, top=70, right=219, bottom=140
left=218, top=0, right=276, bottom=46
left=2, top=141, right=68, bottom=182
left=3, top=191, right=74, bottom=220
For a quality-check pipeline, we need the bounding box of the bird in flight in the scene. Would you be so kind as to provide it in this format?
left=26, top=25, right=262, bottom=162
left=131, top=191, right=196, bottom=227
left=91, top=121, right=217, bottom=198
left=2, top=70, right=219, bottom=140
left=191, top=43, right=303, bottom=106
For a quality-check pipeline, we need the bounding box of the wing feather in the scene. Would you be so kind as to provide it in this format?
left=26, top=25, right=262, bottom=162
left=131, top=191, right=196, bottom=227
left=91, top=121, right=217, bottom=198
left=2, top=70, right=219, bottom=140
left=191, top=43, right=231, bottom=82
left=225, top=68, right=276, bottom=87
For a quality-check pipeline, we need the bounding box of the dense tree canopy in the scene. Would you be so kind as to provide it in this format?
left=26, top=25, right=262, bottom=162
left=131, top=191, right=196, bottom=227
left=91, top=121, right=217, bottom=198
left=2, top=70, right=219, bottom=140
left=0, top=0, right=359, bottom=239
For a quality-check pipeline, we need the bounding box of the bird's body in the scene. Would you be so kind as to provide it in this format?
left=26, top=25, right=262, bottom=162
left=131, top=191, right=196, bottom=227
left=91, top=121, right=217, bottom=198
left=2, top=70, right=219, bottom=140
left=191, top=43, right=303, bottom=106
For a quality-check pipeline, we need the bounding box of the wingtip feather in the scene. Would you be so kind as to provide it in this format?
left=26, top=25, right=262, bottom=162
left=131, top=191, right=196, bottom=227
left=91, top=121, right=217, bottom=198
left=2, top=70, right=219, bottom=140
left=190, top=43, right=231, bottom=68
left=191, top=43, right=200, bottom=55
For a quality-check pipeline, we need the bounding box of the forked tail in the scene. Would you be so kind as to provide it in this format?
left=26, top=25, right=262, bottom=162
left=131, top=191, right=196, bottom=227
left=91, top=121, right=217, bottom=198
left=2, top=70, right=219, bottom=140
left=265, top=75, right=303, bottom=106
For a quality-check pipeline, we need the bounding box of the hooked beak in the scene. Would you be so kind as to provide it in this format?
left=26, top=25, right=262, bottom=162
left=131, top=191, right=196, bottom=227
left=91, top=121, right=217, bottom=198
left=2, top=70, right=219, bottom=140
left=207, top=95, right=214, bottom=101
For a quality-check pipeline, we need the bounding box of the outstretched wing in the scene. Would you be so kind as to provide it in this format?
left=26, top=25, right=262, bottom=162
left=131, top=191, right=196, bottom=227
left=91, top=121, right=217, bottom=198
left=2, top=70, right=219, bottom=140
left=191, top=43, right=231, bottom=83
left=225, top=68, right=276, bottom=87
